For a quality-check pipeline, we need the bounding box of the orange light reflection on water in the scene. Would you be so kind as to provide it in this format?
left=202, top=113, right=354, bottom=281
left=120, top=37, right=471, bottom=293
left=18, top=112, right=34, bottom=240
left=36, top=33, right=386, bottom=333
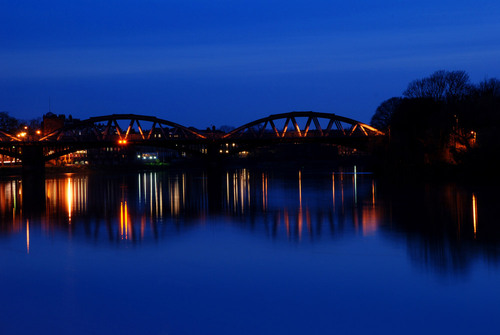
left=362, top=206, right=379, bottom=236
left=67, top=178, right=73, bottom=224
left=332, top=173, right=335, bottom=211
left=298, top=207, right=303, bottom=241
left=262, top=173, right=268, bottom=211
left=372, top=180, right=376, bottom=207
left=298, top=170, right=302, bottom=208
left=472, top=193, right=477, bottom=239
left=120, top=201, right=130, bottom=240
left=26, top=220, right=29, bottom=254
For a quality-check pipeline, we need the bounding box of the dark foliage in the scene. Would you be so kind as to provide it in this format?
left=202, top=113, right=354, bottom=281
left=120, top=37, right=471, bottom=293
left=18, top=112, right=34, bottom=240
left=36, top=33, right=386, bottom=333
left=403, top=70, right=472, bottom=102
left=0, top=111, right=19, bottom=132
left=370, top=97, right=402, bottom=131
left=389, top=98, right=451, bottom=167
left=373, top=71, right=500, bottom=177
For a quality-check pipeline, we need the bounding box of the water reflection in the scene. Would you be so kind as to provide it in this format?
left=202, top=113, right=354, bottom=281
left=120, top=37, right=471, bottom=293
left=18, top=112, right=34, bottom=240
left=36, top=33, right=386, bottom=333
left=26, top=219, right=29, bottom=254
left=1, top=168, right=499, bottom=275
left=0, top=168, right=378, bottom=242
left=0, top=179, right=22, bottom=234
left=472, top=192, right=477, bottom=238
left=377, top=182, right=500, bottom=275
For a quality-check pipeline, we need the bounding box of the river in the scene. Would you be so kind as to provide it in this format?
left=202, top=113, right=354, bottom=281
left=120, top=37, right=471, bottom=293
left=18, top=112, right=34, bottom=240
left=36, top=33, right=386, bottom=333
left=0, top=166, right=498, bottom=334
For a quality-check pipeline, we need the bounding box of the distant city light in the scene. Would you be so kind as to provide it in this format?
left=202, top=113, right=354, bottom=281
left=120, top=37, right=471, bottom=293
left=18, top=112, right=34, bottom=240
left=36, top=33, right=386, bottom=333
left=138, top=153, right=158, bottom=160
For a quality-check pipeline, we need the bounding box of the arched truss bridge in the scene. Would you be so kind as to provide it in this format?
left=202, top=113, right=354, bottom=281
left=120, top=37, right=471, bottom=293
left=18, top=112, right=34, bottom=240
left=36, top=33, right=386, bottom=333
left=0, top=112, right=383, bottom=161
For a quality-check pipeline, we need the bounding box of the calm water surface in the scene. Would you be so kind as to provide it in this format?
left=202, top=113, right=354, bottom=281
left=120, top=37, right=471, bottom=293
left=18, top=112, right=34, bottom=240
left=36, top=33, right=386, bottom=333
left=0, top=167, right=499, bottom=334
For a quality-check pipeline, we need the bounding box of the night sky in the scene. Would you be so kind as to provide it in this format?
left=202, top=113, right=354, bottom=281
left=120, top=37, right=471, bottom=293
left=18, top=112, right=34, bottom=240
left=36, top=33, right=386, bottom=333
left=1, top=0, right=499, bottom=128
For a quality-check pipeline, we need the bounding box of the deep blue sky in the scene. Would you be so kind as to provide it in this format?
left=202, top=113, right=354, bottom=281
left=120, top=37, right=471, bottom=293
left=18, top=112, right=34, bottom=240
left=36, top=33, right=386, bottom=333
left=1, top=0, right=499, bottom=128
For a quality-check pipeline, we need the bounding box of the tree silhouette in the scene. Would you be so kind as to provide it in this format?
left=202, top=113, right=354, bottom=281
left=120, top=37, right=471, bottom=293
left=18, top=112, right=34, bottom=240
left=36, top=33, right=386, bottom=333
left=370, top=97, right=402, bottom=131
left=403, top=70, right=472, bottom=102
left=477, top=78, right=500, bottom=97
left=0, top=111, right=19, bottom=132
left=389, top=98, right=451, bottom=167
left=372, top=70, right=500, bottom=175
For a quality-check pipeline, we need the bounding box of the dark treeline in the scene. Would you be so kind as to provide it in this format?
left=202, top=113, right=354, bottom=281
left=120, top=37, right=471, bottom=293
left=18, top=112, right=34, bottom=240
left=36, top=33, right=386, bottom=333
left=0, top=111, right=41, bottom=132
left=370, top=70, right=500, bottom=178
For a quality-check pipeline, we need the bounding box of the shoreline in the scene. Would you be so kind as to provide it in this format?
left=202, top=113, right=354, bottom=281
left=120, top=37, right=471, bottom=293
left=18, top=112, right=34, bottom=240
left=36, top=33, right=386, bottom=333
left=1, top=159, right=494, bottom=185
left=0, top=157, right=371, bottom=177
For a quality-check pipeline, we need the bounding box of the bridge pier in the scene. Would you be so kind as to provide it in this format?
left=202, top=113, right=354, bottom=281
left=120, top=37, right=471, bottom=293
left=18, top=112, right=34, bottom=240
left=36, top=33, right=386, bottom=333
left=21, top=145, right=46, bottom=215
left=205, top=142, right=224, bottom=166
left=22, top=144, right=45, bottom=175
left=21, top=172, right=46, bottom=216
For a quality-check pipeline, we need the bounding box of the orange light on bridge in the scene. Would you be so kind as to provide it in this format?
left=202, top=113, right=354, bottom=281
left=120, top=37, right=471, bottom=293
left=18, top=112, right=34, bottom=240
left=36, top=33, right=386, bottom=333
left=118, top=139, right=127, bottom=145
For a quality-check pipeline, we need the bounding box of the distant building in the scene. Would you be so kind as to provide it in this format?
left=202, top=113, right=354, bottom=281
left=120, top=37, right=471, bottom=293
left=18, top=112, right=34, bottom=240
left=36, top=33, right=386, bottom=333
left=42, top=112, right=65, bottom=136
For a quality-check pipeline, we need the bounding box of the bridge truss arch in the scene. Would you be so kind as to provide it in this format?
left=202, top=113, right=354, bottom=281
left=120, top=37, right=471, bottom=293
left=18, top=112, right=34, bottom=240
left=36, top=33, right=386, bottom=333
left=223, top=111, right=383, bottom=140
left=35, top=114, right=208, bottom=160
left=216, top=111, right=384, bottom=157
left=40, top=114, right=206, bottom=143
left=0, top=130, right=24, bottom=160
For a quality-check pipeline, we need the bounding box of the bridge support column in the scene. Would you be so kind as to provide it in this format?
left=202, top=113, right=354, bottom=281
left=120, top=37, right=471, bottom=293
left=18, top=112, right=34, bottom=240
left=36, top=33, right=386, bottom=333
left=21, top=145, right=46, bottom=215
left=22, top=145, right=45, bottom=175
left=206, top=142, right=223, bottom=166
